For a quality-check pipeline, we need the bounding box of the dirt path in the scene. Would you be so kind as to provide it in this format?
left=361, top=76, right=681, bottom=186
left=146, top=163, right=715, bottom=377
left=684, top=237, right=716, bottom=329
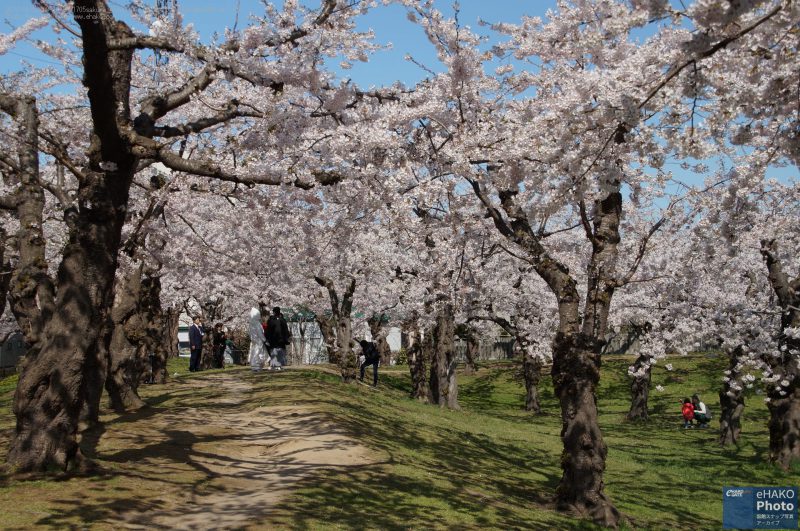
left=95, top=370, right=376, bottom=530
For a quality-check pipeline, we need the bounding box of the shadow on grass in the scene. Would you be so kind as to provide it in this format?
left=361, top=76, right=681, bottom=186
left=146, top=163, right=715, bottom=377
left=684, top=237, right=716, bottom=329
left=263, top=379, right=577, bottom=530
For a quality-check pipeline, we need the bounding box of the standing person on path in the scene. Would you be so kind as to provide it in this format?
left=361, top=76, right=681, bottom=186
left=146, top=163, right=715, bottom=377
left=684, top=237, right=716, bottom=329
left=359, top=339, right=380, bottom=387
left=248, top=307, right=267, bottom=372
left=189, top=316, right=205, bottom=372
left=212, top=323, right=226, bottom=369
left=266, top=307, right=291, bottom=368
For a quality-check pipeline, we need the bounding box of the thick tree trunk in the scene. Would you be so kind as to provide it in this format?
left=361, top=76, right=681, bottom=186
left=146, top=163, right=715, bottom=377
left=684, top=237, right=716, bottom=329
left=464, top=333, right=478, bottom=375
left=523, top=354, right=542, bottom=414
left=105, top=267, right=146, bottom=412
left=719, top=390, right=745, bottom=446
left=0, top=95, right=55, bottom=356
left=761, top=240, right=800, bottom=469
left=163, top=306, right=181, bottom=360
left=10, top=168, right=134, bottom=470
left=626, top=352, right=651, bottom=421
left=317, top=315, right=338, bottom=365
left=405, top=321, right=427, bottom=401
left=314, top=275, right=357, bottom=382
left=143, top=275, right=167, bottom=384
left=428, top=305, right=458, bottom=409
left=0, top=228, right=10, bottom=316
left=81, top=316, right=111, bottom=427
left=200, top=325, right=215, bottom=370
left=337, top=314, right=357, bottom=383
left=455, top=324, right=478, bottom=375
left=294, top=321, right=307, bottom=365
left=718, top=346, right=745, bottom=445
left=368, top=313, right=392, bottom=366
left=8, top=2, right=137, bottom=472
left=552, top=333, right=619, bottom=526
left=767, top=387, right=800, bottom=469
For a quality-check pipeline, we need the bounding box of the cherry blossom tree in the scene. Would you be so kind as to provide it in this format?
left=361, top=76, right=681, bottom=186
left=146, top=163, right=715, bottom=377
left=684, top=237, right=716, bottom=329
left=392, top=0, right=797, bottom=523
left=1, top=0, right=395, bottom=473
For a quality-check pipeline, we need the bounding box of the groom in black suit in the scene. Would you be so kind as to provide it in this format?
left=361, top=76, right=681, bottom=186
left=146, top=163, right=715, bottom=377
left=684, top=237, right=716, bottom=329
left=189, top=316, right=205, bottom=372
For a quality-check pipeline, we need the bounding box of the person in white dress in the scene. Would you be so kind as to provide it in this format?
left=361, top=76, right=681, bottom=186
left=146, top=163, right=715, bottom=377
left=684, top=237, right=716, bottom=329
left=248, top=307, right=267, bottom=372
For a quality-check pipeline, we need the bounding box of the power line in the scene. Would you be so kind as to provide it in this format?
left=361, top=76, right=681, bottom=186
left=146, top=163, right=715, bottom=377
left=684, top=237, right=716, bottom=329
left=5, top=50, right=66, bottom=68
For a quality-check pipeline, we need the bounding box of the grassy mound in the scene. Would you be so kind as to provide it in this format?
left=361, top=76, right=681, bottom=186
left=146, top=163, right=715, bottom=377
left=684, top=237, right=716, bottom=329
left=0, top=354, right=795, bottom=530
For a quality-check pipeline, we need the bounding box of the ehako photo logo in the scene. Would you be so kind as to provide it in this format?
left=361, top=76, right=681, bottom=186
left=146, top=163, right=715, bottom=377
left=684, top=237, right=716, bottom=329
left=723, top=486, right=799, bottom=530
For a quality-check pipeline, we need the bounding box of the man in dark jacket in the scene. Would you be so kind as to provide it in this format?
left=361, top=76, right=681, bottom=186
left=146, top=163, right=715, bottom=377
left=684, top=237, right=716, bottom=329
left=359, top=339, right=380, bottom=387
left=189, top=316, right=205, bottom=372
left=266, top=307, right=291, bottom=367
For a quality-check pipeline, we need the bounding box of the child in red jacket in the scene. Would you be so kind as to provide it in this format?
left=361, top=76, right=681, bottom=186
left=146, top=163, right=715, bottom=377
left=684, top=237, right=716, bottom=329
left=681, top=398, right=695, bottom=428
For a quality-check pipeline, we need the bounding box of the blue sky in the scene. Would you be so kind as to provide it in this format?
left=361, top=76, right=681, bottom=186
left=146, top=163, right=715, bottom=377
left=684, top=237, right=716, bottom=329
left=0, top=1, right=553, bottom=86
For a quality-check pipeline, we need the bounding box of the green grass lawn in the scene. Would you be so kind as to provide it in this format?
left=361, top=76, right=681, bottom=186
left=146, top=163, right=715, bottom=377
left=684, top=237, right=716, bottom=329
left=0, top=353, right=796, bottom=530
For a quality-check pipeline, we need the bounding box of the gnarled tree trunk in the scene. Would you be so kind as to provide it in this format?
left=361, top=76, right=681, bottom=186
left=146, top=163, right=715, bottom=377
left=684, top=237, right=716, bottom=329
left=404, top=320, right=427, bottom=401
left=368, top=313, right=392, bottom=366
left=626, top=352, right=651, bottom=421
left=0, top=228, right=11, bottom=316
left=336, top=310, right=356, bottom=383
left=761, top=239, right=800, bottom=469
left=552, top=333, right=617, bottom=525
left=428, top=305, right=458, bottom=409
left=317, top=315, right=338, bottom=365
left=0, top=94, right=55, bottom=359
left=718, top=346, right=745, bottom=445
left=145, top=278, right=169, bottom=384
left=105, top=265, right=147, bottom=412
left=8, top=3, right=137, bottom=472
left=455, top=323, right=478, bottom=375
left=523, top=353, right=542, bottom=414
left=315, top=275, right=357, bottom=382
left=163, top=305, right=181, bottom=361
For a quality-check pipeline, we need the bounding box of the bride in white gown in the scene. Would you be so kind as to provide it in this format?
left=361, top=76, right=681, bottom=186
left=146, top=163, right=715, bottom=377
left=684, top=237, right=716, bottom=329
left=248, top=307, right=267, bottom=372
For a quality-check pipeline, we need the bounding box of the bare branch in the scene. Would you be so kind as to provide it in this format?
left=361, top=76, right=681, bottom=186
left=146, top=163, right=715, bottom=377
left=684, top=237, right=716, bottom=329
left=578, top=200, right=596, bottom=245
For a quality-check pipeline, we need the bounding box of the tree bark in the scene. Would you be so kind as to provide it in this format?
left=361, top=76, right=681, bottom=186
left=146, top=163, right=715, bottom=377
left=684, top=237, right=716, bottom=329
left=163, top=305, right=181, bottom=361
left=368, top=313, right=392, bottom=366
left=552, top=333, right=618, bottom=525
left=8, top=1, right=137, bottom=472
left=105, top=266, right=147, bottom=412
left=626, top=352, right=651, bottom=421
left=294, top=319, right=307, bottom=365
left=404, top=320, right=427, bottom=402
left=717, top=346, right=745, bottom=445
left=523, top=353, right=542, bottom=414
left=0, top=94, right=55, bottom=356
left=760, top=240, right=800, bottom=469
left=336, top=309, right=356, bottom=383
left=81, top=315, right=111, bottom=427
left=198, top=298, right=223, bottom=370
left=138, top=271, right=165, bottom=383
left=317, top=315, right=338, bottom=365
left=455, top=323, right=478, bottom=375
left=314, top=276, right=357, bottom=382
left=0, top=228, right=11, bottom=316
left=428, top=305, right=459, bottom=409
